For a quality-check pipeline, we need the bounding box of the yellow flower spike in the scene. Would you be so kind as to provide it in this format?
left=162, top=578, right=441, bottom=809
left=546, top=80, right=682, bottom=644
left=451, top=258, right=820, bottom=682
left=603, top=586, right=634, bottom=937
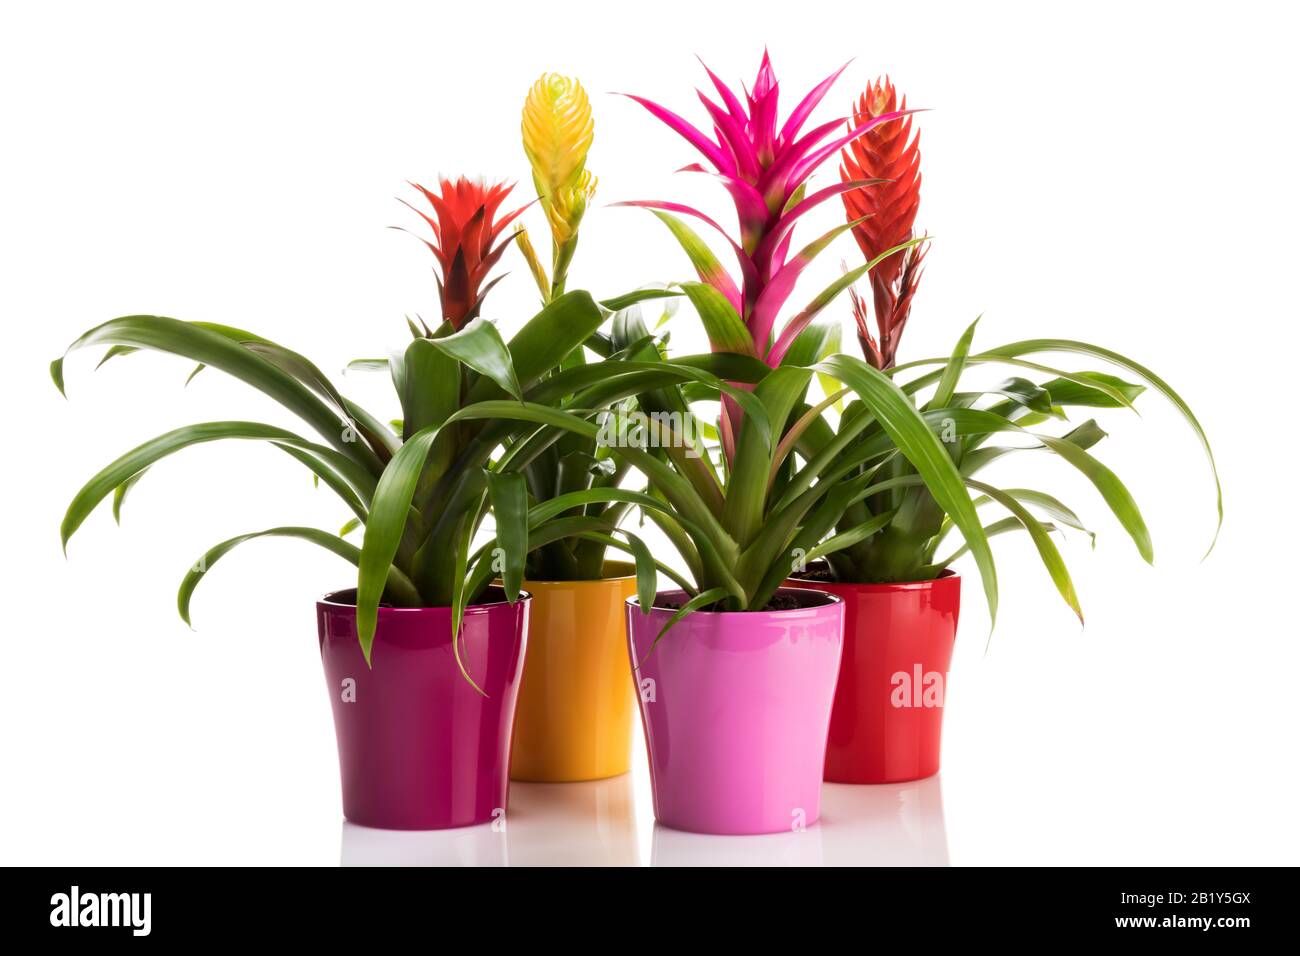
left=522, top=73, right=596, bottom=294
left=544, top=168, right=597, bottom=246
left=522, top=73, right=595, bottom=202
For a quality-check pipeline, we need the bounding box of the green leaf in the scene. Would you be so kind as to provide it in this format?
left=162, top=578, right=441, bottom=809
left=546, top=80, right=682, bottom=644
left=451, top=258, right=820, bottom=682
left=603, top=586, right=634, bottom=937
left=178, top=526, right=419, bottom=627
left=448, top=511, right=485, bottom=695
left=1039, top=371, right=1146, bottom=408
left=988, top=377, right=1059, bottom=418
left=486, top=469, right=528, bottom=602
left=271, top=442, right=370, bottom=523
left=780, top=313, right=845, bottom=405
left=929, top=516, right=1061, bottom=570
left=806, top=509, right=897, bottom=563
left=190, top=322, right=398, bottom=459
left=473, top=290, right=606, bottom=401
left=769, top=389, right=851, bottom=484
left=345, top=358, right=390, bottom=372
left=61, top=421, right=374, bottom=552
left=944, top=412, right=1150, bottom=562
left=111, top=469, right=148, bottom=524
left=398, top=338, right=461, bottom=438
left=649, top=211, right=743, bottom=310
left=599, top=288, right=683, bottom=313
left=966, top=480, right=1083, bottom=624
left=617, top=529, right=659, bottom=617
left=95, top=344, right=139, bottom=368
left=965, top=488, right=1095, bottom=546
left=357, top=424, right=441, bottom=665
left=918, top=337, right=1220, bottom=553
left=896, top=355, right=1137, bottom=411
left=723, top=366, right=813, bottom=547
left=926, top=317, right=980, bottom=412
left=449, top=400, right=733, bottom=556
left=678, top=281, right=754, bottom=356
left=51, top=316, right=385, bottom=473
left=1035, top=433, right=1153, bottom=564
left=815, top=354, right=999, bottom=626
left=960, top=418, right=1107, bottom=476
left=427, top=318, right=522, bottom=401
left=635, top=587, right=731, bottom=668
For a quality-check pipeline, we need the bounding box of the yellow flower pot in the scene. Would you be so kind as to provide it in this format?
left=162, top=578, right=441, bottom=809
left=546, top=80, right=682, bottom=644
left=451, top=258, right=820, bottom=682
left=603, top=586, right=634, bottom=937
left=510, top=562, right=638, bottom=782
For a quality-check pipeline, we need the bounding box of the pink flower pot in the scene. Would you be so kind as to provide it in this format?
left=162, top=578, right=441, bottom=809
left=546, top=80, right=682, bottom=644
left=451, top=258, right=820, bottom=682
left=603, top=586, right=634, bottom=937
left=317, top=586, right=529, bottom=830
left=626, top=588, right=843, bottom=835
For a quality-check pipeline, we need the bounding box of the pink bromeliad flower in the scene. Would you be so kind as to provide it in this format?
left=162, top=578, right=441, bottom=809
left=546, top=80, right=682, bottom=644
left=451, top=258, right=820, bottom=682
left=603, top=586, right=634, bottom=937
left=619, top=52, right=921, bottom=370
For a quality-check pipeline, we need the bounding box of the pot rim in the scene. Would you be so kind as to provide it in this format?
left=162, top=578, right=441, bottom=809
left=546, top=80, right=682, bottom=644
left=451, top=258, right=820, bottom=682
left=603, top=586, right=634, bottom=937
left=318, top=584, right=531, bottom=616
left=627, top=586, right=842, bottom=616
left=787, top=567, right=959, bottom=593
left=521, top=559, right=637, bottom=587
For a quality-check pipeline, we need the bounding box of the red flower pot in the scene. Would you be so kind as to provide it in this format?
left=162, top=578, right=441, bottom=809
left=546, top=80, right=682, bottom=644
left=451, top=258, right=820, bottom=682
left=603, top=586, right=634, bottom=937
left=316, top=586, right=529, bottom=830
left=786, top=572, right=959, bottom=783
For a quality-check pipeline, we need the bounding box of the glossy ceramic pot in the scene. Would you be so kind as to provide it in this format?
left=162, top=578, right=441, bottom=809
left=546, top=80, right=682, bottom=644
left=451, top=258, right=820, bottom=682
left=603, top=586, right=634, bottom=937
left=786, top=571, right=960, bottom=783
left=511, top=562, right=639, bottom=782
left=626, top=588, right=843, bottom=835
left=317, top=586, right=529, bottom=830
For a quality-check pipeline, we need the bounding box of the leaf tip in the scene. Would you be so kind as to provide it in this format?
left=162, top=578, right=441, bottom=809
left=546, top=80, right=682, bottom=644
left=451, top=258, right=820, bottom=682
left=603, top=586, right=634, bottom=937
left=50, top=358, right=68, bottom=397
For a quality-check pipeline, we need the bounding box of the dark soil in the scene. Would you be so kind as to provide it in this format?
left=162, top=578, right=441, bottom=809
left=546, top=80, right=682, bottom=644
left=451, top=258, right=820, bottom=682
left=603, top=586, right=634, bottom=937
left=760, top=592, right=805, bottom=611
left=789, top=560, right=836, bottom=583
left=791, top=567, right=836, bottom=582
left=655, top=592, right=812, bottom=613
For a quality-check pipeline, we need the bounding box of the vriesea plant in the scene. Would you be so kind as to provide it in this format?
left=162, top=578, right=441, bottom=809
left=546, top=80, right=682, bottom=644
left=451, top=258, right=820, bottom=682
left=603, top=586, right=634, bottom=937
left=51, top=172, right=677, bottom=676
left=840, top=76, right=925, bottom=371
left=507, top=73, right=638, bottom=582
left=796, top=77, right=1223, bottom=618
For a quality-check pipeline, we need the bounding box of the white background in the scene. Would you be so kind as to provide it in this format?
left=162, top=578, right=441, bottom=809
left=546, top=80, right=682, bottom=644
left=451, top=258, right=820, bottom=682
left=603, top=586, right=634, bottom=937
left=2, top=0, right=1297, bottom=865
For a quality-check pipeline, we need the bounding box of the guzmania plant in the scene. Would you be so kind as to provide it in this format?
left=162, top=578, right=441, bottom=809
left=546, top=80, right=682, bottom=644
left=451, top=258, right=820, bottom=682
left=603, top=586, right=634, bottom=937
left=588, top=53, right=1004, bottom=621
left=52, top=172, right=657, bottom=675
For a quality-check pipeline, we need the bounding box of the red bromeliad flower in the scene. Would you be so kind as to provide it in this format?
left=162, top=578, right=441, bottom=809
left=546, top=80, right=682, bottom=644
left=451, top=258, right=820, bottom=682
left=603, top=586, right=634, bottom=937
left=620, top=52, right=918, bottom=368
left=403, top=177, right=527, bottom=331
left=840, top=77, right=927, bottom=369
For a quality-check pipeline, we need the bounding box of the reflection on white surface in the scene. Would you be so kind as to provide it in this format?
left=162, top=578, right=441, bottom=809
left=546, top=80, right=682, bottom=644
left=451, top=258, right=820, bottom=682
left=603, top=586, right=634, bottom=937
left=818, top=775, right=950, bottom=866
left=647, top=775, right=949, bottom=867
left=504, top=774, right=640, bottom=866
left=338, top=773, right=947, bottom=866
left=652, top=824, right=826, bottom=866
left=339, top=774, right=640, bottom=866
left=341, top=820, right=507, bottom=867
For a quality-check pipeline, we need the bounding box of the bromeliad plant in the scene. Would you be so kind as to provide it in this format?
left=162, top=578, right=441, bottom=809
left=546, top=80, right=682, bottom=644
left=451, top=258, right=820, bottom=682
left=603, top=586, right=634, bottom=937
left=509, top=73, right=639, bottom=582
left=577, top=54, right=993, bottom=621
left=785, top=76, right=1223, bottom=620
left=609, top=56, right=1221, bottom=628
left=840, top=76, right=925, bottom=371
left=617, top=51, right=925, bottom=460
left=457, top=54, right=1006, bottom=626
left=51, top=169, right=689, bottom=674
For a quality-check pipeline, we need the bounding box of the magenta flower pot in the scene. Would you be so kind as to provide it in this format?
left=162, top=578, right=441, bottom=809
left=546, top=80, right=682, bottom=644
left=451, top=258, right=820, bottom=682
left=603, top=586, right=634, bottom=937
left=626, top=588, right=843, bottom=835
left=316, top=586, right=529, bottom=830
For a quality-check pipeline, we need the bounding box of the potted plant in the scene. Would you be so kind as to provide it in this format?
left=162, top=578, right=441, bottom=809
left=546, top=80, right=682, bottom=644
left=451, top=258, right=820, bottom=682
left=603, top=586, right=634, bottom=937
left=51, top=170, right=655, bottom=829
left=505, top=73, right=643, bottom=783
left=784, top=77, right=1223, bottom=783
left=579, top=53, right=1003, bottom=835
